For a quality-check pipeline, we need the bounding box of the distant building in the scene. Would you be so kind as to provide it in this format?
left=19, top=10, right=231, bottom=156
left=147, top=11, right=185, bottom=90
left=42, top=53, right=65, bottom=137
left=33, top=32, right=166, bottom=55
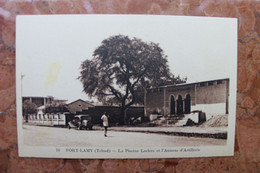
left=145, top=78, right=229, bottom=120
left=67, top=99, right=95, bottom=114
left=22, top=96, right=54, bottom=107
left=22, top=96, right=67, bottom=107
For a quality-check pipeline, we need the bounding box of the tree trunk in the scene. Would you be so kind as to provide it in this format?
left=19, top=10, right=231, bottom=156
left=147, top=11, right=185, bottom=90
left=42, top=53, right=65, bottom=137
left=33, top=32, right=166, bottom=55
left=119, top=107, right=125, bottom=125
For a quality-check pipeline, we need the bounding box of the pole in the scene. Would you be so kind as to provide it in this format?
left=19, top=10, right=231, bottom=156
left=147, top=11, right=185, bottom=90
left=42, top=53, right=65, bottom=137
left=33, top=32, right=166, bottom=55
left=21, top=73, right=25, bottom=122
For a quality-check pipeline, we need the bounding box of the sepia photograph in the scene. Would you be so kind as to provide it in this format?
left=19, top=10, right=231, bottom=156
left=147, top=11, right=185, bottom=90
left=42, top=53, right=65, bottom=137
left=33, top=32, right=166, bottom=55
left=16, top=15, right=237, bottom=158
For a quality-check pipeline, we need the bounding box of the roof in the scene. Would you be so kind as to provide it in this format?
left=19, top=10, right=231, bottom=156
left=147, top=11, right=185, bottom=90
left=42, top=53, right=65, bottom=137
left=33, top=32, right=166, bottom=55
left=75, top=115, right=91, bottom=118
left=37, top=105, right=45, bottom=110
left=67, top=99, right=95, bottom=107
left=148, top=78, right=229, bottom=90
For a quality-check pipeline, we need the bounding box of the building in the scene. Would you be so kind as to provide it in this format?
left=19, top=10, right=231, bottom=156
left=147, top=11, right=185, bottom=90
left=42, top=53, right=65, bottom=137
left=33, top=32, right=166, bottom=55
left=22, top=96, right=54, bottom=107
left=67, top=99, right=95, bottom=114
left=22, top=96, right=67, bottom=107
left=145, top=78, right=229, bottom=120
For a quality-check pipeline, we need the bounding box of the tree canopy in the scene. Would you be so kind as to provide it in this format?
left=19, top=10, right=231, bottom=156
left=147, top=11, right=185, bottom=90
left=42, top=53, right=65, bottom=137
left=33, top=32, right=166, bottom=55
left=22, top=100, right=38, bottom=116
left=44, top=101, right=69, bottom=114
left=79, top=35, right=186, bottom=124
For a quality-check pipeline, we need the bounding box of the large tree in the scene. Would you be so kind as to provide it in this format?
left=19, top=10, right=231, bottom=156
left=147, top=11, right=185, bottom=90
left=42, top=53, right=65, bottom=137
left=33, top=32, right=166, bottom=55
left=79, top=35, right=186, bottom=125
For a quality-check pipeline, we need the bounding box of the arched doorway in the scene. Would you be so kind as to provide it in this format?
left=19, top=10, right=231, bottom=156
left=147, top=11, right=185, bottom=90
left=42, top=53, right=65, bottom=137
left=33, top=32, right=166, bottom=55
left=185, top=94, right=191, bottom=114
left=170, top=95, right=175, bottom=115
left=177, top=95, right=183, bottom=115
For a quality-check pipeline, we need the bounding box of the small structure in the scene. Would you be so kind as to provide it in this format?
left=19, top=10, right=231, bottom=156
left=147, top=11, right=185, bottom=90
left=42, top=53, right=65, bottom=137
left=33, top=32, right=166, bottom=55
left=67, top=99, right=94, bottom=114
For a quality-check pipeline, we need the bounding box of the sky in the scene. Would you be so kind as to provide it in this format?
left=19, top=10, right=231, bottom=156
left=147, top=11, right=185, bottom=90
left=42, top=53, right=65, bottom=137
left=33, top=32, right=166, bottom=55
left=16, top=15, right=237, bottom=103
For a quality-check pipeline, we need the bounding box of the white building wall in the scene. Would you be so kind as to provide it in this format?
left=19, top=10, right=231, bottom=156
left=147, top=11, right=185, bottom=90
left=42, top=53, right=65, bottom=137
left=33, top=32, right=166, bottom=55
left=186, top=112, right=199, bottom=123
left=191, top=103, right=226, bottom=120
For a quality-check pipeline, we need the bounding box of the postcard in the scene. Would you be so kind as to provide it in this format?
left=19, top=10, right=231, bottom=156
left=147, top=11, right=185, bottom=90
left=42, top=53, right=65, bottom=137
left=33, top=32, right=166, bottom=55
left=16, top=15, right=237, bottom=158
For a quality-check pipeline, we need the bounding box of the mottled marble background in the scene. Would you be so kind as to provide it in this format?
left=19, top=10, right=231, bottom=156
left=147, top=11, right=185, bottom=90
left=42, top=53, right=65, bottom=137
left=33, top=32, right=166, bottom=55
left=0, top=0, right=259, bottom=172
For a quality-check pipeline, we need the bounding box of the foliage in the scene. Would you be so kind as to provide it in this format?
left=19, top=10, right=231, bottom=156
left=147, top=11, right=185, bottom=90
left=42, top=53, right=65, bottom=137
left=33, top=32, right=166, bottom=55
left=22, top=100, right=38, bottom=116
left=79, top=35, right=186, bottom=124
left=44, top=101, right=69, bottom=114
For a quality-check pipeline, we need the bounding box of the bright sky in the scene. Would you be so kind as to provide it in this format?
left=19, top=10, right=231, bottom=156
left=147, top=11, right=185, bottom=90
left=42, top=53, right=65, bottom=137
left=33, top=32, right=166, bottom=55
left=16, top=15, right=237, bottom=103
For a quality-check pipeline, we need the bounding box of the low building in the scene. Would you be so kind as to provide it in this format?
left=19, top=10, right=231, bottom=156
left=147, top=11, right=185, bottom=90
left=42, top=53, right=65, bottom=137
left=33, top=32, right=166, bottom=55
left=67, top=99, right=95, bottom=114
left=145, top=78, right=229, bottom=120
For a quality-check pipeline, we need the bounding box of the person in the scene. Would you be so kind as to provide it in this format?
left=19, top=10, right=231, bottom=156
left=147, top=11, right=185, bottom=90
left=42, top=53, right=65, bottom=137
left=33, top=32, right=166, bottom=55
left=101, top=112, right=108, bottom=137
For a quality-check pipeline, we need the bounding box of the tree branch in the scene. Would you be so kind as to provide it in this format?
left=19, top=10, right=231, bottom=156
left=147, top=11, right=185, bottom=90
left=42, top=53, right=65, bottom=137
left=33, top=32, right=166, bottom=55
left=106, top=85, right=123, bottom=101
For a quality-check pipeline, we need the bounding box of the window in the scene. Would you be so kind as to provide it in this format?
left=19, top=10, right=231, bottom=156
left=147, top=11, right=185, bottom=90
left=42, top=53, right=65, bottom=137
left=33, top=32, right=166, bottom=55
left=200, top=82, right=206, bottom=87
left=208, top=81, right=214, bottom=86
left=217, top=80, right=222, bottom=84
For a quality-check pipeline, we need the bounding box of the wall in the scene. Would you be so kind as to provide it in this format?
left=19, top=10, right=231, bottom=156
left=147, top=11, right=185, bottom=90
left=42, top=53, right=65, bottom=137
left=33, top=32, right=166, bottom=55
left=195, top=80, right=228, bottom=105
left=0, top=1, right=259, bottom=173
left=191, top=103, right=226, bottom=120
left=85, top=106, right=144, bottom=125
left=146, top=88, right=165, bottom=116
left=192, top=79, right=229, bottom=117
